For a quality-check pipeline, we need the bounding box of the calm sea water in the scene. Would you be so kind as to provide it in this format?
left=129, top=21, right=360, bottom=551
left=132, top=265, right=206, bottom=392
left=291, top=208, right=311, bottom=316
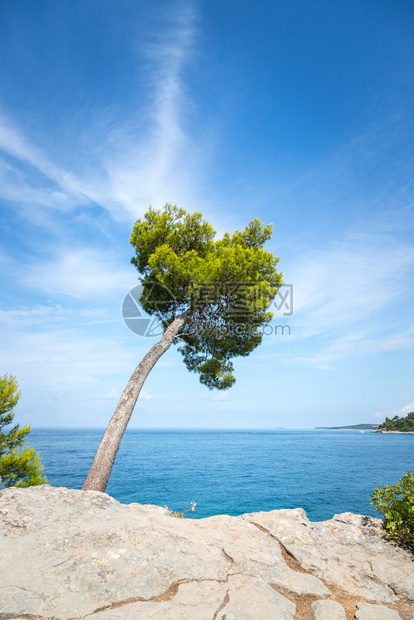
left=29, top=429, right=413, bottom=521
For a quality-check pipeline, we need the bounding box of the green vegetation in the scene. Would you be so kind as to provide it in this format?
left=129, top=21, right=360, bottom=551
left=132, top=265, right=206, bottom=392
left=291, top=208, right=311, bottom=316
left=0, top=373, right=47, bottom=488
left=83, top=204, right=283, bottom=492
left=371, top=471, right=414, bottom=550
left=377, top=412, right=414, bottom=432
left=129, top=203, right=283, bottom=389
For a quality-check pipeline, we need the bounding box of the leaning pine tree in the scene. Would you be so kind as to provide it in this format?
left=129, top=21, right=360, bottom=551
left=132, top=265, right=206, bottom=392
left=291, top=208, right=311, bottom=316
left=83, top=204, right=283, bottom=492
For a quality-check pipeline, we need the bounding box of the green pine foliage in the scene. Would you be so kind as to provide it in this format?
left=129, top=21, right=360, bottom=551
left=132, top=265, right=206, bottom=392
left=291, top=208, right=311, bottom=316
left=378, top=412, right=414, bottom=432
left=0, top=373, right=47, bottom=488
left=371, top=472, right=414, bottom=550
left=130, top=204, right=283, bottom=390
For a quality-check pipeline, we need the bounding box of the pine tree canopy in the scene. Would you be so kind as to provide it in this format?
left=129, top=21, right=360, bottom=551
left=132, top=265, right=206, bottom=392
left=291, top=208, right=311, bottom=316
left=0, top=373, right=47, bottom=488
left=130, top=204, right=283, bottom=389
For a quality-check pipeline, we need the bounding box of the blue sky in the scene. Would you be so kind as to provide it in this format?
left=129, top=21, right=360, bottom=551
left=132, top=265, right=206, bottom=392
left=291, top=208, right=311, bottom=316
left=1, top=0, right=413, bottom=429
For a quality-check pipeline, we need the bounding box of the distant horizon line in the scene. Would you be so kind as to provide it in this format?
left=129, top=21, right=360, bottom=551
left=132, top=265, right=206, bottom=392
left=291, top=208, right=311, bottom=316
left=30, top=426, right=364, bottom=431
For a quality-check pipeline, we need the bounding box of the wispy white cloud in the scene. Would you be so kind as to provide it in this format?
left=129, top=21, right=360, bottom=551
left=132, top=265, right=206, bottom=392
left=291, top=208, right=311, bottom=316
left=97, top=3, right=201, bottom=218
left=261, top=229, right=414, bottom=368
left=140, top=389, right=153, bottom=401
left=0, top=312, right=163, bottom=427
left=0, top=304, right=67, bottom=329
left=0, top=3, right=202, bottom=223
left=0, top=324, right=156, bottom=426
left=103, top=388, right=118, bottom=399
left=288, top=232, right=414, bottom=337
left=286, top=333, right=414, bottom=370
left=0, top=112, right=92, bottom=209
left=1, top=309, right=159, bottom=398
left=20, top=248, right=136, bottom=299
left=374, top=402, right=414, bottom=420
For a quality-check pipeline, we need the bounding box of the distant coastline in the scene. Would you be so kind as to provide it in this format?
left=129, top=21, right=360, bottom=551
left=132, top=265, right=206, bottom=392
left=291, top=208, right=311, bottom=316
left=314, top=423, right=414, bottom=434
left=315, top=424, right=378, bottom=430
left=373, top=430, right=414, bottom=435
left=375, top=411, right=414, bottom=433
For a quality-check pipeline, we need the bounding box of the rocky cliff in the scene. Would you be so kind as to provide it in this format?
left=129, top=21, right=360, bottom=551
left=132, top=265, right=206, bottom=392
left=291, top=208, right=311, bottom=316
left=0, top=485, right=413, bottom=619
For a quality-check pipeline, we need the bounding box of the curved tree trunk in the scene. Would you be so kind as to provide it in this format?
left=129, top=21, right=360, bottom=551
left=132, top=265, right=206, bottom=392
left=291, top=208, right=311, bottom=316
left=82, top=311, right=191, bottom=492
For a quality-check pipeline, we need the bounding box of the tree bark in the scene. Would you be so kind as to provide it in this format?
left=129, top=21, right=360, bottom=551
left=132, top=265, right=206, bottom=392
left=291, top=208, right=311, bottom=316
left=82, top=311, right=191, bottom=492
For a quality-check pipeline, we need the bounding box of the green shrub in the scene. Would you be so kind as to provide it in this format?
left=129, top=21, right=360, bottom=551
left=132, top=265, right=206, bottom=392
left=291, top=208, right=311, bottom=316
left=0, top=373, right=47, bottom=488
left=371, top=471, right=414, bottom=550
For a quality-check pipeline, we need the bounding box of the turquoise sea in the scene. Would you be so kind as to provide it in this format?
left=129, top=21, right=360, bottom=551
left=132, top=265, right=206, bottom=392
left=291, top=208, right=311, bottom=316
left=30, top=428, right=413, bottom=521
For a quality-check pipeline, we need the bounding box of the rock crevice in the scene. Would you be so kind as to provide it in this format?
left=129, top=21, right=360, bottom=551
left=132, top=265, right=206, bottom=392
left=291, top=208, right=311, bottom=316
left=0, top=486, right=413, bottom=620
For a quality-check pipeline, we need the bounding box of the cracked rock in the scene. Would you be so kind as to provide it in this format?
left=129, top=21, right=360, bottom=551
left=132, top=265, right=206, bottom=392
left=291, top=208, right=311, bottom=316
left=89, top=576, right=296, bottom=620
left=242, top=508, right=414, bottom=603
left=0, top=486, right=413, bottom=619
left=355, top=602, right=403, bottom=619
left=216, top=574, right=295, bottom=620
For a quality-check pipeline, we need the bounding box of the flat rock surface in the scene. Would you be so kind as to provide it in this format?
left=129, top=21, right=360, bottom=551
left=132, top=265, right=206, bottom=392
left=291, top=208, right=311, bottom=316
left=0, top=486, right=413, bottom=619
left=312, top=599, right=347, bottom=619
left=243, top=507, right=414, bottom=604
left=355, top=602, right=404, bottom=619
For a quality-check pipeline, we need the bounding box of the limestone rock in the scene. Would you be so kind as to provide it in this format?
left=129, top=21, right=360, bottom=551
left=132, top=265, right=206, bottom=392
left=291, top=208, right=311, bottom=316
left=0, top=485, right=413, bottom=619
left=243, top=508, right=414, bottom=603
left=311, top=599, right=347, bottom=619
left=355, top=602, right=403, bottom=619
